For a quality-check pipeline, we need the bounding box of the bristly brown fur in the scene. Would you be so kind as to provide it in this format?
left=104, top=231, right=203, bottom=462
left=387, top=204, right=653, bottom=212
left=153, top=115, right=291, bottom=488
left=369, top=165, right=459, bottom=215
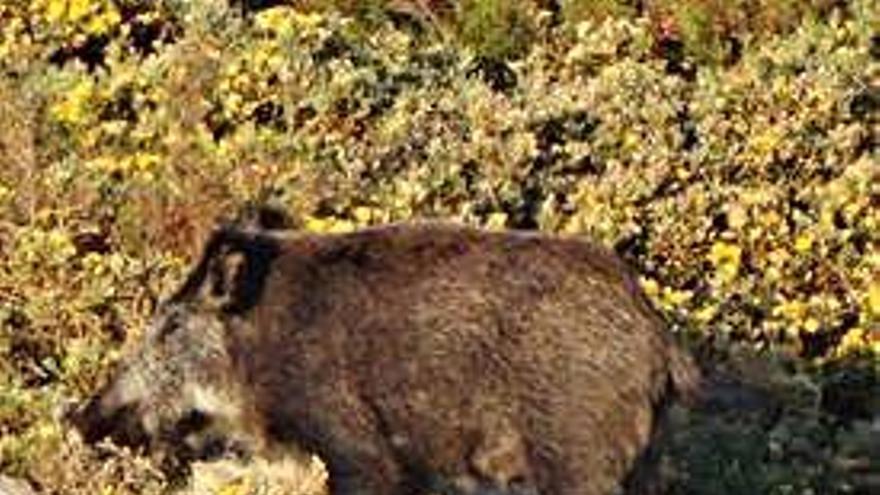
left=73, top=221, right=700, bottom=495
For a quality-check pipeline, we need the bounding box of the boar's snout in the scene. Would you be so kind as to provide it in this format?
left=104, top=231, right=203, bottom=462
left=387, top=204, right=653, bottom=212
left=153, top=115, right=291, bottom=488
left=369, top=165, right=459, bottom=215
left=67, top=383, right=150, bottom=449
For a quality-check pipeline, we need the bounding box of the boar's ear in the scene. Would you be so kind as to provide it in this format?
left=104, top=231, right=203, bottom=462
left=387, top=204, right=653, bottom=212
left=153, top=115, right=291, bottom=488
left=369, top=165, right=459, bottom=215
left=178, top=227, right=280, bottom=314
left=234, top=201, right=295, bottom=231
left=203, top=246, right=247, bottom=310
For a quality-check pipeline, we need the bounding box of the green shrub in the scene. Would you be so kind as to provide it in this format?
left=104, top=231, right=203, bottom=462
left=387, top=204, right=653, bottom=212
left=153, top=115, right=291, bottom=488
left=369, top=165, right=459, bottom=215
left=456, top=0, right=536, bottom=58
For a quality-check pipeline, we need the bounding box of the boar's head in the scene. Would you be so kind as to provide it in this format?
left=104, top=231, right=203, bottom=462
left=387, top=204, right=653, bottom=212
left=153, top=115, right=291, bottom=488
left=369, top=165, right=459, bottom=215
left=68, top=227, right=280, bottom=468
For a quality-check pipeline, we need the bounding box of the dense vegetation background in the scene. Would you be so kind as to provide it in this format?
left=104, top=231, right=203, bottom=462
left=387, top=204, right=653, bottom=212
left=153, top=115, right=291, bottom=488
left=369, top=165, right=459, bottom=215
left=0, top=0, right=877, bottom=493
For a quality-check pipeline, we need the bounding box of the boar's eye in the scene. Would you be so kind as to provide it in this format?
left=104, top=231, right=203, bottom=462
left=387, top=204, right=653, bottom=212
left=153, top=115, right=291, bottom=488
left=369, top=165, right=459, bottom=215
left=169, top=408, right=219, bottom=460
left=176, top=408, right=211, bottom=436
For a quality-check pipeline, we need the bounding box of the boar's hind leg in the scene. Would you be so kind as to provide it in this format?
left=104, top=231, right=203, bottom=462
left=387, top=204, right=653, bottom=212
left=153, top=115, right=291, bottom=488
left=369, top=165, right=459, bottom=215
left=422, top=427, right=538, bottom=495
left=465, top=425, right=538, bottom=495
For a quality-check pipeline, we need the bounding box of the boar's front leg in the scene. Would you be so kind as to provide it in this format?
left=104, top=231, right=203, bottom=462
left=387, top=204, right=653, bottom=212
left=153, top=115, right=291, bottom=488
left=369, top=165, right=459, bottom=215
left=274, top=393, right=407, bottom=495
left=321, top=428, right=410, bottom=495
left=326, top=454, right=404, bottom=495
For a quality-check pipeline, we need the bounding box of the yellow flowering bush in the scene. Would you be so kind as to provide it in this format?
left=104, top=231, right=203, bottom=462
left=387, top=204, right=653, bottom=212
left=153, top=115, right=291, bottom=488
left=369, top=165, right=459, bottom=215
left=31, top=0, right=122, bottom=38
left=0, top=0, right=877, bottom=493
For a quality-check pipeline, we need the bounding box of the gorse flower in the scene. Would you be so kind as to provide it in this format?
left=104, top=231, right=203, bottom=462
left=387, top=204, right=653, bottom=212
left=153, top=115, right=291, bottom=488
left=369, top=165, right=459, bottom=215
left=709, top=241, right=742, bottom=283
left=50, top=78, right=94, bottom=126
left=33, top=0, right=121, bottom=36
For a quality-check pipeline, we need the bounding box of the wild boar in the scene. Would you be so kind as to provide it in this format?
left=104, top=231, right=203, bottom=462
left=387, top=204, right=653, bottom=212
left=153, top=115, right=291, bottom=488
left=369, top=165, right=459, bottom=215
left=70, top=219, right=699, bottom=495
